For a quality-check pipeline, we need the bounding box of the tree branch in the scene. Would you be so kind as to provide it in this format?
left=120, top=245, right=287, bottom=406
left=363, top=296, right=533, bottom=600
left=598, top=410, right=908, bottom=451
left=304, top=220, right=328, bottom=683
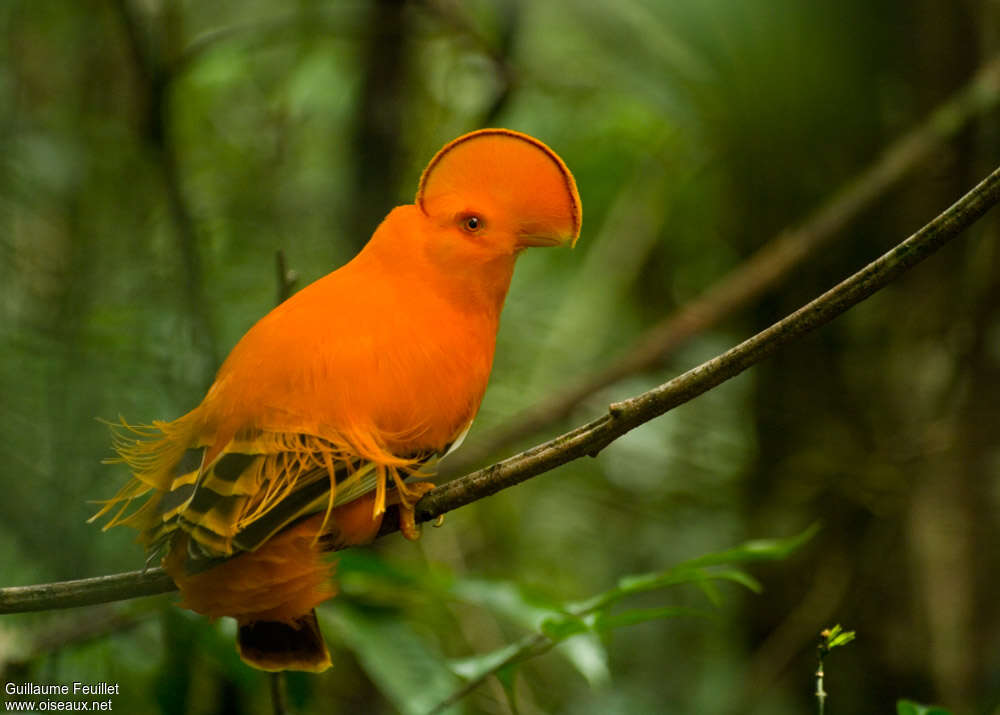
left=415, top=161, right=1000, bottom=518
left=4, top=160, right=1000, bottom=616
left=275, top=249, right=299, bottom=304
left=269, top=672, right=288, bottom=715
left=0, top=569, right=174, bottom=614
left=445, top=52, right=1000, bottom=473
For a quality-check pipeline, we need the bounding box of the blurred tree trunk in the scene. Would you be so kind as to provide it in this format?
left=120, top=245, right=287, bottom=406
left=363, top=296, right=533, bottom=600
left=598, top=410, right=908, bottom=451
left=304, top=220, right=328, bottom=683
left=903, top=0, right=982, bottom=710
left=738, top=1, right=994, bottom=712
left=112, top=0, right=218, bottom=389
left=347, top=0, right=414, bottom=248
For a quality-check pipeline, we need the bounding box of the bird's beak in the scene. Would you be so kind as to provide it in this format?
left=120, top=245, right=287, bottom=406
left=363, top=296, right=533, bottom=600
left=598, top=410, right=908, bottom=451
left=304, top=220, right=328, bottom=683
left=516, top=231, right=577, bottom=249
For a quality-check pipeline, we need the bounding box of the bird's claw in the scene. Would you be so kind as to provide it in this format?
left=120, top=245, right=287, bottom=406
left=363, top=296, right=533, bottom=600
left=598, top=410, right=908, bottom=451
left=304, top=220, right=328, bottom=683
left=396, top=481, right=436, bottom=541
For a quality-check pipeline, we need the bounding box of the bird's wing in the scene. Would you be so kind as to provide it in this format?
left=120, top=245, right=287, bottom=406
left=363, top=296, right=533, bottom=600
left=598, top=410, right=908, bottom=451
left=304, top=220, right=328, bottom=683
left=93, top=421, right=458, bottom=571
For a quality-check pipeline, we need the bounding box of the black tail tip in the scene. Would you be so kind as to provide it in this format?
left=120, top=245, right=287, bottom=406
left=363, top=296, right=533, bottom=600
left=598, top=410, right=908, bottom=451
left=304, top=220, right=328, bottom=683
left=237, top=609, right=332, bottom=672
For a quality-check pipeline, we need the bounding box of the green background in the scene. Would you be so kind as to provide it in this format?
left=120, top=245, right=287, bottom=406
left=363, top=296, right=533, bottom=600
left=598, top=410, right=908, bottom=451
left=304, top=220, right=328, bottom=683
left=2, top=1, right=998, bottom=713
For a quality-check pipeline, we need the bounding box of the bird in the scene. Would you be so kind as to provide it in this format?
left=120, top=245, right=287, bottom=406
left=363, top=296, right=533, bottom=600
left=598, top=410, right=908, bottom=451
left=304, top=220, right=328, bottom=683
left=91, top=128, right=582, bottom=672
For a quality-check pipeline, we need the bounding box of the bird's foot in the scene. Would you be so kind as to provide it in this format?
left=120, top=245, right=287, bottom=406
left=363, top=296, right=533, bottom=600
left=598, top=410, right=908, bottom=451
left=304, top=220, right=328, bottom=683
left=395, top=481, right=436, bottom=541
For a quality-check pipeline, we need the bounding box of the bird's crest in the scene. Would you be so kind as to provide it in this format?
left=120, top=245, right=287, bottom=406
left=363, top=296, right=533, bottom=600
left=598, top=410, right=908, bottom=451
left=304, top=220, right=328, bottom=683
left=416, top=128, right=582, bottom=245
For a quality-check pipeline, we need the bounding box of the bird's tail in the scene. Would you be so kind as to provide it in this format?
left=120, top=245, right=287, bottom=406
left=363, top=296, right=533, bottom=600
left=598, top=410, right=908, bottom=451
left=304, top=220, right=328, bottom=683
left=237, top=609, right=332, bottom=672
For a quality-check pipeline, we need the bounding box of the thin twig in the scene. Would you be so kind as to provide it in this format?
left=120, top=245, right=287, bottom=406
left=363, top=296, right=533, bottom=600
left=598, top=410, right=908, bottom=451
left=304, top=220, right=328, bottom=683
left=815, top=626, right=857, bottom=715
left=270, top=672, right=289, bottom=715
left=1, top=162, right=998, bottom=614
left=275, top=249, right=299, bottom=304
left=445, top=52, right=1000, bottom=473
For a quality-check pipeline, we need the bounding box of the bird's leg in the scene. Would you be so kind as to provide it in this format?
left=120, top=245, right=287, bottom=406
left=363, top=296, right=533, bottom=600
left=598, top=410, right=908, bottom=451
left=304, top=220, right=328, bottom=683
left=388, top=471, right=437, bottom=541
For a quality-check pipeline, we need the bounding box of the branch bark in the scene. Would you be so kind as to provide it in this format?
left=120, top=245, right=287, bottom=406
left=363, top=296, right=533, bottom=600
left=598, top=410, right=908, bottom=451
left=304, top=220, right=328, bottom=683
left=445, top=52, right=1000, bottom=473
left=3, top=160, right=1000, bottom=615
left=0, top=569, right=175, bottom=614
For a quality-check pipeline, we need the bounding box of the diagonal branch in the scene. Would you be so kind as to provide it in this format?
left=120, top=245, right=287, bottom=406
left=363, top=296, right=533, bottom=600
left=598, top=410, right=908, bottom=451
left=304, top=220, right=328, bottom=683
left=413, top=161, right=1000, bottom=519
left=3, top=161, right=1000, bottom=616
left=444, top=52, right=1000, bottom=473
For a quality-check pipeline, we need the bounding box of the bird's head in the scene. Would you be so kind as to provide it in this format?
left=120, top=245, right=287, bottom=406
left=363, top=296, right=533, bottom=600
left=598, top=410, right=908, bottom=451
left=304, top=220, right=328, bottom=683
left=416, top=129, right=582, bottom=257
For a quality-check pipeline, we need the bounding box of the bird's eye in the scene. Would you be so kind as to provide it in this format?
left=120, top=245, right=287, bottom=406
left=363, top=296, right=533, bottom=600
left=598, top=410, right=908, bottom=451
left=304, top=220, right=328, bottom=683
left=461, top=215, right=483, bottom=233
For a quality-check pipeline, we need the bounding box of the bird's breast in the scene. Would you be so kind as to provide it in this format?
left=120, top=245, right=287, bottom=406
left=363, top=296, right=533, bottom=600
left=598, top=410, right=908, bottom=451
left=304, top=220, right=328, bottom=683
left=328, top=303, right=497, bottom=453
left=210, top=279, right=499, bottom=457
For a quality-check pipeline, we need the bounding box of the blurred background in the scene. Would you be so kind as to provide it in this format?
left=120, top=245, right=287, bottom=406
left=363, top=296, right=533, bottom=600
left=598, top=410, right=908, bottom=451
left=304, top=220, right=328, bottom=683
left=2, top=0, right=999, bottom=713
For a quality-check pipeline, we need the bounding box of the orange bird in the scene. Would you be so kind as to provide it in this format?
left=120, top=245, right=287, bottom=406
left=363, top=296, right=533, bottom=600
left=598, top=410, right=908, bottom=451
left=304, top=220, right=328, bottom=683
left=92, top=129, right=582, bottom=672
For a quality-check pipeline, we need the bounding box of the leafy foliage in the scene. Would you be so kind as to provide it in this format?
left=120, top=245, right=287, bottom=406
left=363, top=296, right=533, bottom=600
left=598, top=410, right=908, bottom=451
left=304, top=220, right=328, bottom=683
left=818, top=624, right=856, bottom=654
left=327, top=527, right=816, bottom=712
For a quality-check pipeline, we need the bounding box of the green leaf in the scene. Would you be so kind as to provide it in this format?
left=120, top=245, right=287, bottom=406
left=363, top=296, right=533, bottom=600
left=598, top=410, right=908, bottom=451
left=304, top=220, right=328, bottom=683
left=694, top=574, right=724, bottom=606
left=682, top=523, right=820, bottom=569
left=495, top=662, right=521, bottom=715
left=446, top=577, right=615, bottom=686
left=337, top=528, right=813, bottom=711
left=592, top=606, right=708, bottom=631
left=450, top=641, right=526, bottom=682
left=616, top=565, right=702, bottom=593
left=537, top=616, right=612, bottom=686
left=557, top=633, right=611, bottom=688
left=820, top=624, right=856, bottom=653
left=448, top=578, right=566, bottom=631
left=828, top=630, right=856, bottom=649
left=896, top=699, right=953, bottom=715
left=572, top=564, right=762, bottom=615
left=321, top=603, right=466, bottom=715
left=540, top=614, right=590, bottom=642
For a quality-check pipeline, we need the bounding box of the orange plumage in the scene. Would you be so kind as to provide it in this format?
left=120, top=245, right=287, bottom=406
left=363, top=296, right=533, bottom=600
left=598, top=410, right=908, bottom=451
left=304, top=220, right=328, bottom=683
left=92, top=129, right=581, bottom=672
